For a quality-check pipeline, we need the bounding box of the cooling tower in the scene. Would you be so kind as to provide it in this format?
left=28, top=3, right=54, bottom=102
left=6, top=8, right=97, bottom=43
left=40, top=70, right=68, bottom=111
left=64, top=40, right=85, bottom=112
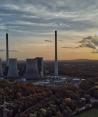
left=24, top=59, right=40, bottom=80
left=7, top=58, right=19, bottom=79
left=0, top=59, right=3, bottom=77
left=36, top=57, right=44, bottom=78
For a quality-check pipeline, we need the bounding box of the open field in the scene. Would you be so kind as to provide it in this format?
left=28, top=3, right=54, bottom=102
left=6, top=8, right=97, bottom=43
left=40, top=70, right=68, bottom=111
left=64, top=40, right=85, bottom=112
left=45, top=60, right=98, bottom=79
left=75, top=108, right=98, bottom=117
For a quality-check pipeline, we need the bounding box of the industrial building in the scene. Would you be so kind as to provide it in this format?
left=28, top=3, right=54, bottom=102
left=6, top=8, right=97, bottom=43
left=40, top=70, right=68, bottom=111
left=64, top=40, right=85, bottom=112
left=0, top=59, right=3, bottom=77
left=7, top=58, right=19, bottom=79
left=23, top=59, right=40, bottom=80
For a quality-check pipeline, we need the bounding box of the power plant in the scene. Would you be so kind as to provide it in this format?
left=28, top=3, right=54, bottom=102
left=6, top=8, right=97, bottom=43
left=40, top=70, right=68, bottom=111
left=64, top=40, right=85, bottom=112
left=0, top=31, right=83, bottom=87
left=0, top=31, right=62, bottom=82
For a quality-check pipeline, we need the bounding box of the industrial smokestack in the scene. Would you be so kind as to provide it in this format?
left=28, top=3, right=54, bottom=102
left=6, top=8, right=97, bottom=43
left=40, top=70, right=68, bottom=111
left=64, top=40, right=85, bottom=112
left=54, top=30, right=58, bottom=76
left=6, top=33, right=9, bottom=63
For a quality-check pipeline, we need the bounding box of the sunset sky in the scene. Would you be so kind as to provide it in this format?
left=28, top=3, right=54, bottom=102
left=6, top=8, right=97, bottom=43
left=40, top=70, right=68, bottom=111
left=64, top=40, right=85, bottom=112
left=0, top=0, right=98, bottom=60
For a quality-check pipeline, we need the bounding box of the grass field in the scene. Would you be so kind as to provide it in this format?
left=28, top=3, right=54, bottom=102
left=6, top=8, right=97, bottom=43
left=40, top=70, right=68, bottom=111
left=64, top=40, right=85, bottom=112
left=75, top=108, right=98, bottom=117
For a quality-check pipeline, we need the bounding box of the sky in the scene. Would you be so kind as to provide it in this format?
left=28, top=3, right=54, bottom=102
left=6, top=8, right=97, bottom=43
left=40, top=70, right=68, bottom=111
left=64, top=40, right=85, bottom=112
left=0, top=0, right=98, bottom=60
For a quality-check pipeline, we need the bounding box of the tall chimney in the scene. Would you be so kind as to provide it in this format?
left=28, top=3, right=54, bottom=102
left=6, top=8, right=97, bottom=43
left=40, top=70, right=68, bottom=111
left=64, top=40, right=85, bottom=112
left=6, top=33, right=9, bottom=63
left=54, top=30, right=58, bottom=76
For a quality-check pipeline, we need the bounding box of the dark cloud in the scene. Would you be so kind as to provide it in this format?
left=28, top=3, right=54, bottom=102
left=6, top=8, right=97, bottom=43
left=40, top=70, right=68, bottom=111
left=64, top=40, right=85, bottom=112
left=0, top=0, right=98, bottom=34
left=44, top=40, right=53, bottom=43
left=0, top=49, right=19, bottom=52
left=79, top=36, right=98, bottom=52
left=61, top=46, right=79, bottom=49
left=45, top=39, right=63, bottom=43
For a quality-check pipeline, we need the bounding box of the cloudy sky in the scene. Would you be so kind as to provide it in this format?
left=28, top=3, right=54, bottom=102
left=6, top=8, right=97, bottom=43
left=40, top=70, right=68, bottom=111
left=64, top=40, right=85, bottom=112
left=0, top=0, right=98, bottom=60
